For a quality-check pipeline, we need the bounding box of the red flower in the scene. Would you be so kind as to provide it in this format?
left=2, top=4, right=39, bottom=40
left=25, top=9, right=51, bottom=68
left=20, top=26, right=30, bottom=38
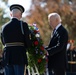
left=38, top=59, right=42, bottom=63
left=34, top=41, right=39, bottom=45
left=34, top=30, right=39, bottom=33
left=40, top=46, right=44, bottom=51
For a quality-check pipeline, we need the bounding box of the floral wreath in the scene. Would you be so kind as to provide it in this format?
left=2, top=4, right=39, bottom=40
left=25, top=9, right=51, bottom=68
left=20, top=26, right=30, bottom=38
left=27, top=23, right=48, bottom=74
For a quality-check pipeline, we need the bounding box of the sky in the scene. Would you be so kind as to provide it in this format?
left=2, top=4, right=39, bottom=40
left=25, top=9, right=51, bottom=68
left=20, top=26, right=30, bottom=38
left=0, top=0, right=31, bottom=17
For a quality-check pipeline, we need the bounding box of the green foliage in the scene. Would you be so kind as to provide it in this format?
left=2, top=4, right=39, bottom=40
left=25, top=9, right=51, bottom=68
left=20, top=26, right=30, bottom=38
left=0, top=0, right=10, bottom=27
left=27, top=24, right=47, bottom=74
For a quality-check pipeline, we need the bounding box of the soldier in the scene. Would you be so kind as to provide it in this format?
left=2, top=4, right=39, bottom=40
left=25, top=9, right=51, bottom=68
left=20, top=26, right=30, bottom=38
left=1, top=4, right=31, bottom=75
left=67, top=40, right=76, bottom=74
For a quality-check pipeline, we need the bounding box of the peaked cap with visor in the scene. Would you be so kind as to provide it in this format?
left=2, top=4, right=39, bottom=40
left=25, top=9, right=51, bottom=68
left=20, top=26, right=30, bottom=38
left=10, top=4, right=25, bottom=13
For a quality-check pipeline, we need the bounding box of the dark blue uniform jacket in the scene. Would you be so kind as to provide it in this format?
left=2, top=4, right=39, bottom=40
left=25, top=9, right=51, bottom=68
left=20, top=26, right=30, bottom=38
left=1, top=18, right=31, bottom=66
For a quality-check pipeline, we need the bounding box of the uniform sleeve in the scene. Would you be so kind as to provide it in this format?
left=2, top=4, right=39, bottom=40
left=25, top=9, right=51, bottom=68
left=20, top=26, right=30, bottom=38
left=23, top=22, right=32, bottom=48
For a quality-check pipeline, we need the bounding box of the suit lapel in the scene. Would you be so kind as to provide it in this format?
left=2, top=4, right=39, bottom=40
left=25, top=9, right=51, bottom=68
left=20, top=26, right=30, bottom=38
left=51, top=25, right=62, bottom=39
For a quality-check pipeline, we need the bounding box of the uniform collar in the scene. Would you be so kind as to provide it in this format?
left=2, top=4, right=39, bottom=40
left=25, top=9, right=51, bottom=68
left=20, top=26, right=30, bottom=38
left=11, top=17, right=20, bottom=21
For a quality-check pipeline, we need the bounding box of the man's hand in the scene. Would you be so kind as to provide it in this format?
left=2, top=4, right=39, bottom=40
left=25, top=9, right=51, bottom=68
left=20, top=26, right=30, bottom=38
left=44, top=47, right=49, bottom=56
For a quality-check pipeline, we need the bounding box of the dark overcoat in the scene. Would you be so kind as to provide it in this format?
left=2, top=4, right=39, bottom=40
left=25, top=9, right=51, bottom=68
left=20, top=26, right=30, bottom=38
left=46, top=25, right=68, bottom=71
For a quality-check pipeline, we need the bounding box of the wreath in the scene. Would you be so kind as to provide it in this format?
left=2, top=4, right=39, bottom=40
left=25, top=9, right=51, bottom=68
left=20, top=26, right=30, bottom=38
left=27, top=23, right=48, bottom=74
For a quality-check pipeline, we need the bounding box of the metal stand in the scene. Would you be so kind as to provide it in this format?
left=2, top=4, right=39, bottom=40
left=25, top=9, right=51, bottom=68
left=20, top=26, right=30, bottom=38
left=27, top=65, right=40, bottom=75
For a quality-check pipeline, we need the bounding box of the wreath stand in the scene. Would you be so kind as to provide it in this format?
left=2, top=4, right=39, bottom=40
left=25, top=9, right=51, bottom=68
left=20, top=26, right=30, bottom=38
left=27, top=65, right=40, bottom=75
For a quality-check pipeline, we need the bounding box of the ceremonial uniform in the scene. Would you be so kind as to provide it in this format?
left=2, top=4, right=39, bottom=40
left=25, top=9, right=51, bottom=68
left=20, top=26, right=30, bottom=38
left=67, top=49, right=76, bottom=73
left=1, top=18, right=31, bottom=65
left=1, top=4, right=31, bottom=75
left=46, top=24, right=68, bottom=75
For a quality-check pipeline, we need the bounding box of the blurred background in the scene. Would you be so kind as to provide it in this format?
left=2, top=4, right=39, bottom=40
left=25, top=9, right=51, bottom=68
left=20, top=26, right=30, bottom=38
left=0, top=0, right=76, bottom=74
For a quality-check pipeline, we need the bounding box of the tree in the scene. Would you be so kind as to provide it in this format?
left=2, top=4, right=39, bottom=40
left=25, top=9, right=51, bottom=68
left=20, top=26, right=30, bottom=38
left=2, top=0, right=8, bottom=4
left=0, top=8, right=9, bottom=27
left=0, top=0, right=9, bottom=27
left=25, top=0, right=76, bottom=45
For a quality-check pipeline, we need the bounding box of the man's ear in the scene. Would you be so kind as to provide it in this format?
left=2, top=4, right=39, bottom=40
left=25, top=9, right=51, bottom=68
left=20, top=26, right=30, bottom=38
left=10, top=12, right=12, bottom=17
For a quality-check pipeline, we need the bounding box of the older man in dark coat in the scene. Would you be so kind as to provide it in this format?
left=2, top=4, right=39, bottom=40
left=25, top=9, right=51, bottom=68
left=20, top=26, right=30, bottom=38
left=1, top=4, right=31, bottom=75
left=45, top=13, right=68, bottom=75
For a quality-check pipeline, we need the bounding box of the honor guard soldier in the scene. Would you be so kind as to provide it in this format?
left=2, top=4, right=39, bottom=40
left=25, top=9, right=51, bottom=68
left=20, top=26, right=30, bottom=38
left=1, top=4, right=31, bottom=75
left=67, top=40, right=76, bottom=74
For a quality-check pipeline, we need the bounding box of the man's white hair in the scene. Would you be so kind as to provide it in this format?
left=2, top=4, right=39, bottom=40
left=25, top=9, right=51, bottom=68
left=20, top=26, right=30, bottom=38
left=48, top=13, right=62, bottom=22
left=11, top=9, right=21, bottom=15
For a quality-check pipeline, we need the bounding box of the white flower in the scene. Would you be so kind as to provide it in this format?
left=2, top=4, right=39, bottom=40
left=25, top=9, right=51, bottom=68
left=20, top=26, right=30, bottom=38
left=35, top=34, right=40, bottom=37
left=43, top=56, right=45, bottom=59
left=34, top=26, right=36, bottom=30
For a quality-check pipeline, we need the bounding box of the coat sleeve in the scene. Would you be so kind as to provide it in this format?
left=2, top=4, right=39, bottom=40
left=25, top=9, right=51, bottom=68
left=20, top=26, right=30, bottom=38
left=46, top=29, right=68, bottom=56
